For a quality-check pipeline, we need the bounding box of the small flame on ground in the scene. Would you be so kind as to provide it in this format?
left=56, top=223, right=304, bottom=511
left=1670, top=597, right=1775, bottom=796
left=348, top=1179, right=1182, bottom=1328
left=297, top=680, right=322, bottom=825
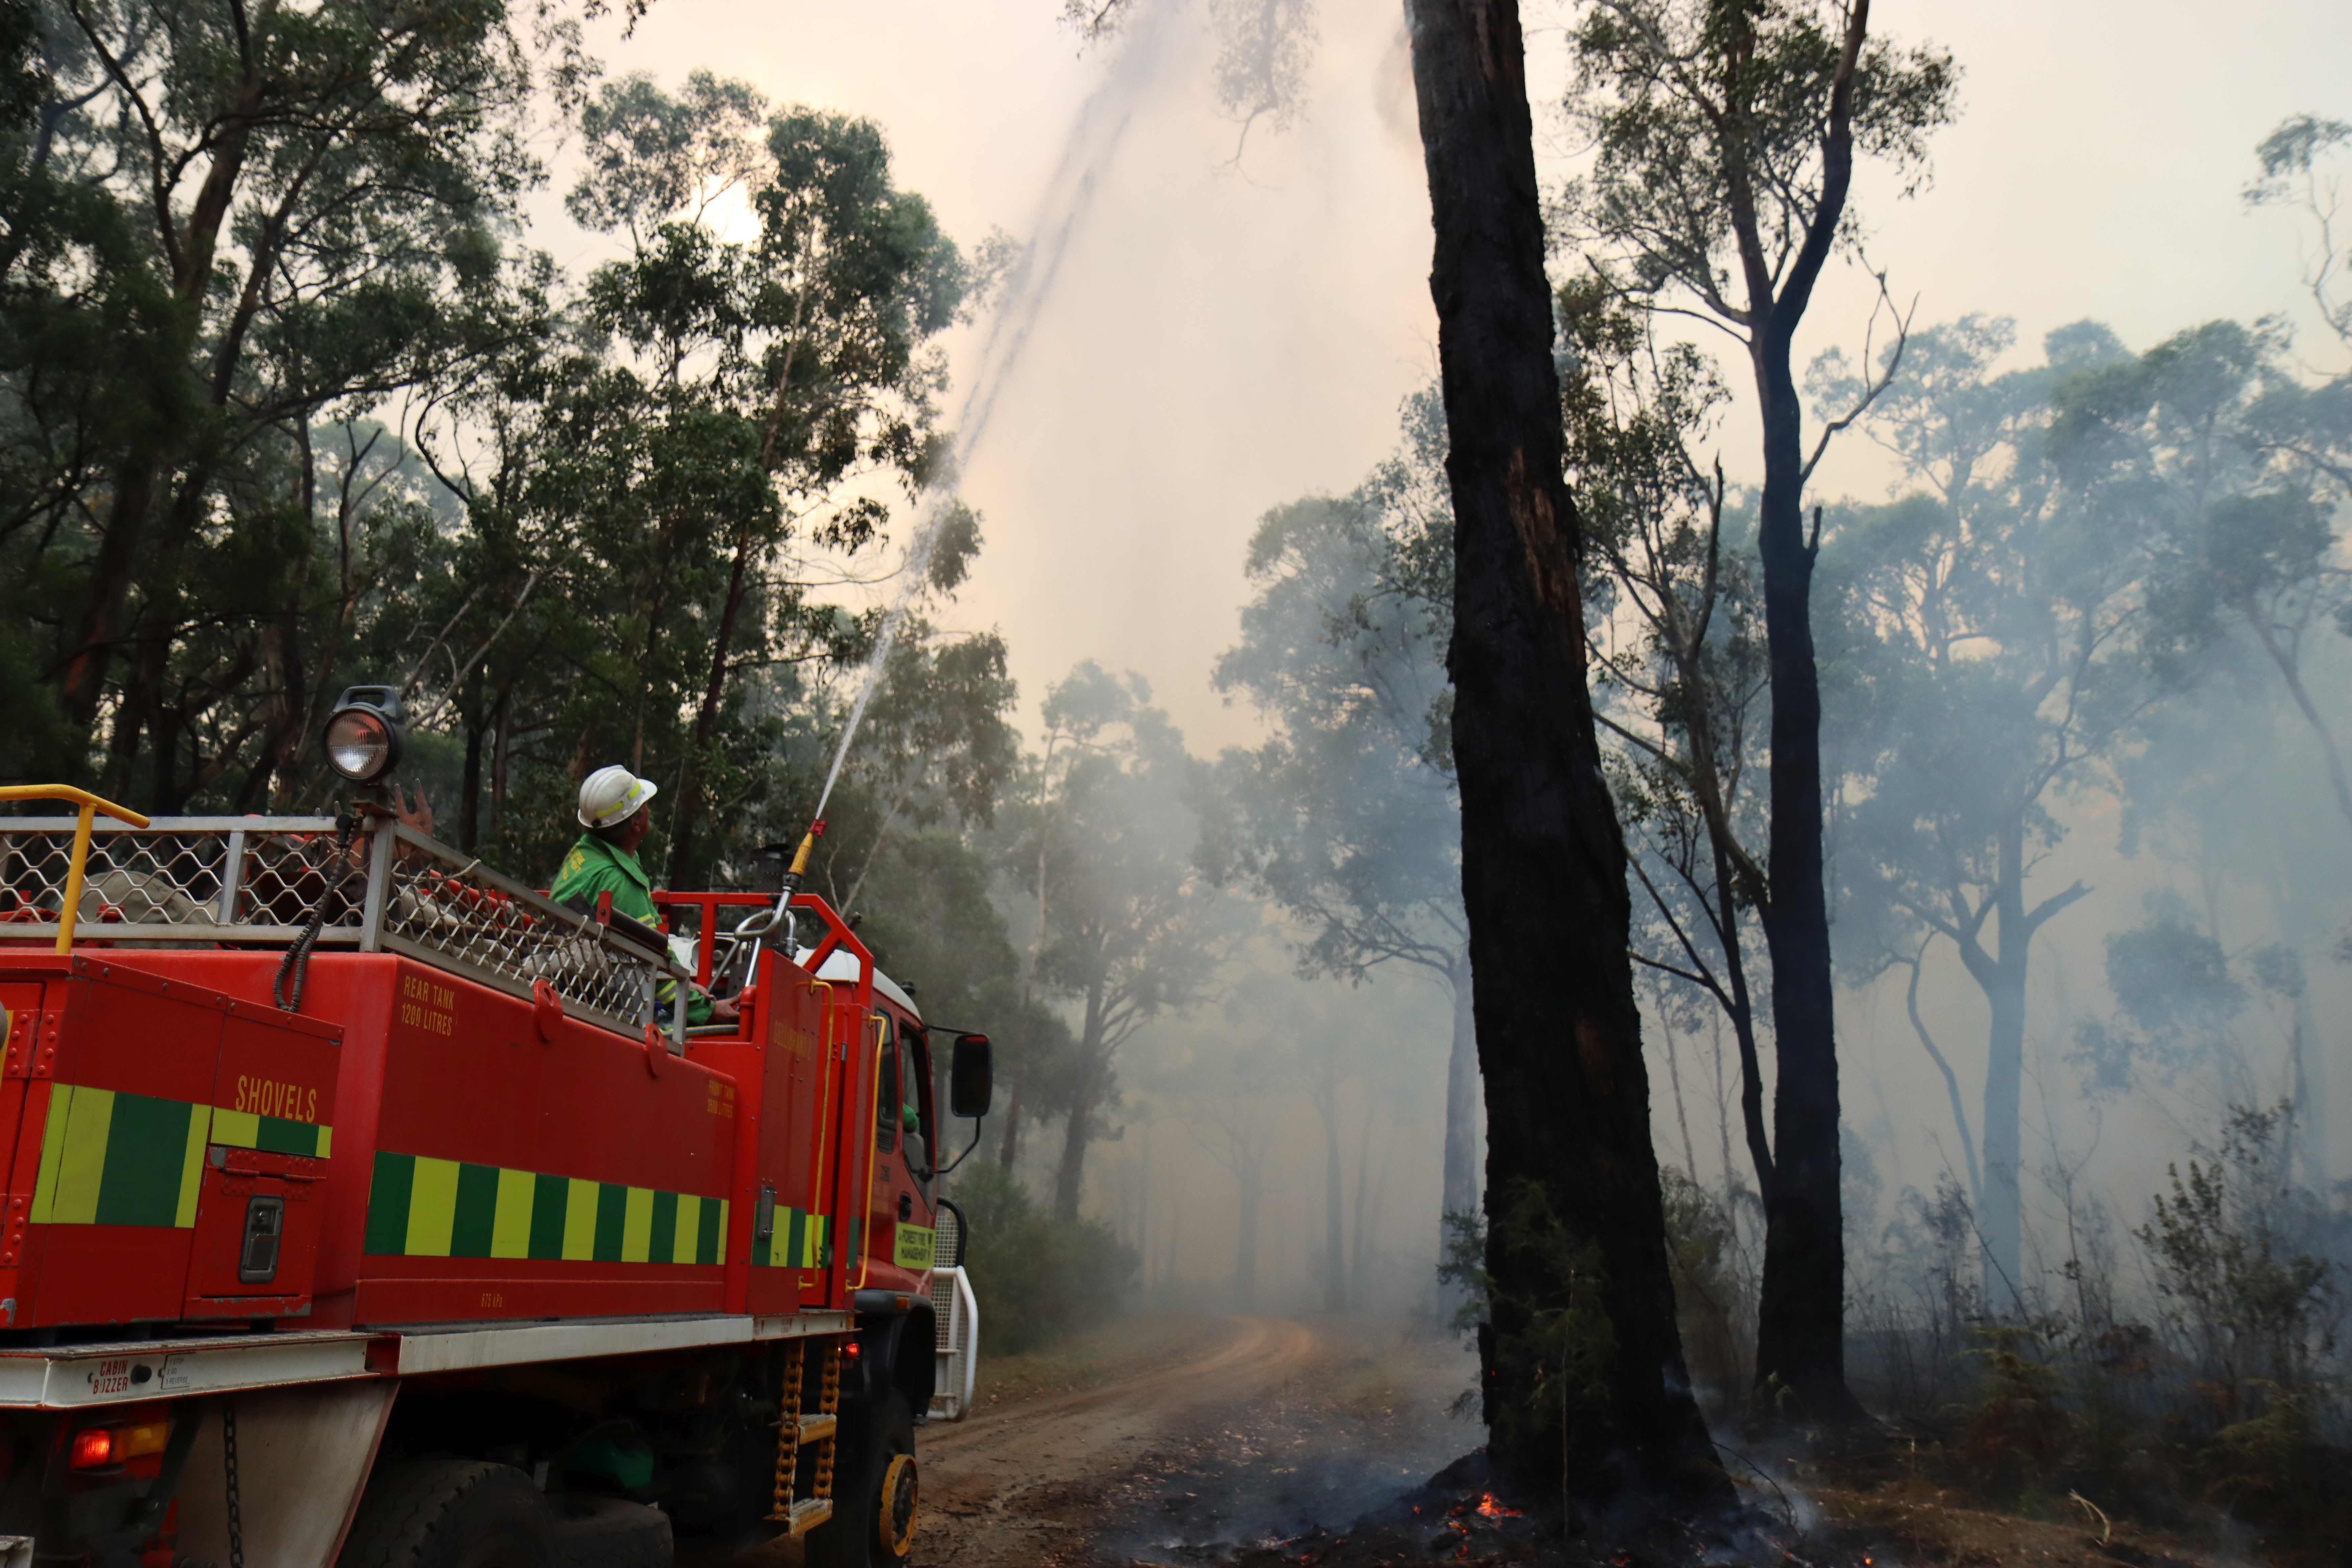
left=1473, top=1492, right=1522, bottom=1520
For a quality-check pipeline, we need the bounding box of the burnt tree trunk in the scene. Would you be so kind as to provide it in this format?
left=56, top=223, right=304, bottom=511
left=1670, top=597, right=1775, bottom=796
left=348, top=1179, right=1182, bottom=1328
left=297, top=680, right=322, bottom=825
left=1402, top=0, right=1723, bottom=1500
left=1735, top=0, right=1873, bottom=1429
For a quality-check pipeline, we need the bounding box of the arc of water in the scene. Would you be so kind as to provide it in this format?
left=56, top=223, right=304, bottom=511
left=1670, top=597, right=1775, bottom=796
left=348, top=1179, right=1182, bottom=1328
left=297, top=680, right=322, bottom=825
left=807, top=0, right=1180, bottom=826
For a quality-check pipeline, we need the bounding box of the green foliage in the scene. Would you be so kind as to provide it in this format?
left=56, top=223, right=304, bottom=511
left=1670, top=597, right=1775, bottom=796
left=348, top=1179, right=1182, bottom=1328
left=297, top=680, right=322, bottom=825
left=1438, top=1179, right=1618, bottom=1461
left=1210, top=388, right=1462, bottom=988
left=996, top=663, right=1229, bottom=1220
left=1656, top=1168, right=1749, bottom=1399
left=2069, top=898, right=2250, bottom=1096
left=1562, top=0, right=1958, bottom=309
left=946, top=1163, right=1136, bottom=1355
left=2136, top=1107, right=2337, bottom=1411
left=1960, top=1320, right=2074, bottom=1501
left=2196, top=1393, right=2349, bottom=1542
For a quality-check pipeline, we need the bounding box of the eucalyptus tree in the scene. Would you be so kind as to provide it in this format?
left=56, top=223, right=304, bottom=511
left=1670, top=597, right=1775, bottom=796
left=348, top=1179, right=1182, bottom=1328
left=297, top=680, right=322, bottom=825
left=14, top=0, right=564, bottom=802
left=1559, top=0, right=1957, bottom=1419
left=820, top=616, right=1020, bottom=921
left=1401, top=0, right=1721, bottom=1499
left=2056, top=320, right=2352, bottom=838
left=991, top=660, right=1145, bottom=1176
left=1019, top=665, right=1228, bottom=1222
left=2247, top=113, right=2352, bottom=353
left=1214, top=387, right=1476, bottom=1266
left=1829, top=317, right=2153, bottom=1309
left=564, top=74, right=970, bottom=883
left=2044, top=314, right=2352, bottom=1192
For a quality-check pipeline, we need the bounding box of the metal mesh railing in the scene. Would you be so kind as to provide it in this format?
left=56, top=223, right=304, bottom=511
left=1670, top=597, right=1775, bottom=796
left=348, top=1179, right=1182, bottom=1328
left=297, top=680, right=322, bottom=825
left=374, top=825, right=663, bottom=1029
left=0, top=817, right=356, bottom=941
left=0, top=815, right=678, bottom=1034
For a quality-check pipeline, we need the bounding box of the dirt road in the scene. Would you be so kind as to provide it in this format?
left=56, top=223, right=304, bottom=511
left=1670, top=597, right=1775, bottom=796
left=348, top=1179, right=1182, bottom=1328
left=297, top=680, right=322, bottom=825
left=718, top=1314, right=1471, bottom=1567
left=916, top=1316, right=1324, bottom=1565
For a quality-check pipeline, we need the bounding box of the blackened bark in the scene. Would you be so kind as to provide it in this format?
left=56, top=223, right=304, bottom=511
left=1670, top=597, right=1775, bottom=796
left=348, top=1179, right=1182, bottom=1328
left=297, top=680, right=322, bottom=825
left=1735, top=0, right=1871, bottom=1428
left=1402, top=0, right=1723, bottom=1499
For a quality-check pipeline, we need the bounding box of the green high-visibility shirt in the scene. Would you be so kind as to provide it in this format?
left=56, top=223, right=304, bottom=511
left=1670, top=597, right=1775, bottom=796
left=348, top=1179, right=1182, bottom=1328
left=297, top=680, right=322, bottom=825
left=549, top=833, right=710, bottom=1024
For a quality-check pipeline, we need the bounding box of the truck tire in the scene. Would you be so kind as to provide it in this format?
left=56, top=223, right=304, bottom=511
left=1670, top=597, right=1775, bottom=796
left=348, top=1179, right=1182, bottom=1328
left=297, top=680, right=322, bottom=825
left=547, top=1495, right=672, bottom=1568
left=803, top=1390, right=917, bottom=1568
left=339, top=1460, right=555, bottom=1568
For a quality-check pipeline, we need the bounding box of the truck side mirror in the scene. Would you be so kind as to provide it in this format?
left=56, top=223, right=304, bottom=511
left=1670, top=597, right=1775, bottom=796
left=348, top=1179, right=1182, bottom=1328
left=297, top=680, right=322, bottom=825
left=949, top=1033, right=993, bottom=1119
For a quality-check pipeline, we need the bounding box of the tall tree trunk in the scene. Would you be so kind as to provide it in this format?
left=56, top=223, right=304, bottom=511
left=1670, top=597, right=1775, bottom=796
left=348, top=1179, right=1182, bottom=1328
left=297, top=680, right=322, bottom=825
left=1233, top=1165, right=1260, bottom=1311
left=1316, top=1083, right=1345, bottom=1313
left=459, top=662, right=487, bottom=852
left=1053, top=1040, right=1095, bottom=1223
left=1350, top=1100, right=1375, bottom=1307
left=1402, top=0, right=1723, bottom=1499
left=666, top=525, right=759, bottom=886
left=1955, top=819, right=2087, bottom=1316
left=1724, top=0, right=1872, bottom=1426
left=1975, top=947, right=2027, bottom=1314
left=996, top=1077, right=1024, bottom=1173
left=1749, top=481, right=1859, bottom=1417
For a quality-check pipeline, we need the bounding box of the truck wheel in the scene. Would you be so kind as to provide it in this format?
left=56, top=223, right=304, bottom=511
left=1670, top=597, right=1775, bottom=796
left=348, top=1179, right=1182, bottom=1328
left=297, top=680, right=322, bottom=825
left=547, top=1495, right=673, bottom=1568
left=804, top=1390, right=917, bottom=1568
left=339, top=1460, right=555, bottom=1568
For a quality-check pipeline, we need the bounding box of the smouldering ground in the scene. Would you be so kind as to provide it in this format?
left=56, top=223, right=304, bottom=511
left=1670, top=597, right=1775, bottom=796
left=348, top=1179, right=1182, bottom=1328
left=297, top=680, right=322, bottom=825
left=730, top=1318, right=2261, bottom=1568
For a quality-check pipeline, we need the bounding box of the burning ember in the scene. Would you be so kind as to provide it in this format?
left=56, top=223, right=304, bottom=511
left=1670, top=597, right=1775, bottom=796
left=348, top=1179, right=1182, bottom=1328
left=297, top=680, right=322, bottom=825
left=1472, top=1492, right=1523, bottom=1520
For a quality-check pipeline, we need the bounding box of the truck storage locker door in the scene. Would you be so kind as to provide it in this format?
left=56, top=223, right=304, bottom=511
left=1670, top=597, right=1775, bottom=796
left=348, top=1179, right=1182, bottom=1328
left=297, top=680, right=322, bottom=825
left=183, top=1005, right=343, bottom=1319
left=22, top=970, right=225, bottom=1326
left=743, top=972, right=831, bottom=1314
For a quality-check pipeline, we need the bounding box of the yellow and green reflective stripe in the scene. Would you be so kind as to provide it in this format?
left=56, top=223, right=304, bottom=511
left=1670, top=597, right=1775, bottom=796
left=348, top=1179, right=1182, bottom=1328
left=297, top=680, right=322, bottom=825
left=751, top=1206, right=827, bottom=1268
left=362, top=1150, right=728, bottom=1265
left=30, top=1083, right=214, bottom=1229
left=210, top=1106, right=331, bottom=1160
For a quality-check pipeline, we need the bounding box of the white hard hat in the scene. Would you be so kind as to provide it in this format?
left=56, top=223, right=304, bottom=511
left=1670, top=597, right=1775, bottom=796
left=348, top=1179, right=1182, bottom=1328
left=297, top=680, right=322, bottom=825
left=579, top=765, right=658, bottom=829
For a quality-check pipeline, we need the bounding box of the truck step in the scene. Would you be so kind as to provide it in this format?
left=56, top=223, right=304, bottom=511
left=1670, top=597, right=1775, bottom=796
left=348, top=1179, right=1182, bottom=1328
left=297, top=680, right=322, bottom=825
left=794, top=1413, right=837, bottom=1443
left=784, top=1498, right=834, bottom=1537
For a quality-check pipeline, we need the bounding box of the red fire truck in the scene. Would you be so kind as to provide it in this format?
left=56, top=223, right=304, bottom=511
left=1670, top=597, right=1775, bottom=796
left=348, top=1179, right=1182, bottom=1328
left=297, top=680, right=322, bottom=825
left=0, top=692, right=991, bottom=1568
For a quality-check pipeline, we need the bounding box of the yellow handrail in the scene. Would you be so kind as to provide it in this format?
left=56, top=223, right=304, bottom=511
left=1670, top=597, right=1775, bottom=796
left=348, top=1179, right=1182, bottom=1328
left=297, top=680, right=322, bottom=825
left=0, top=786, right=151, bottom=956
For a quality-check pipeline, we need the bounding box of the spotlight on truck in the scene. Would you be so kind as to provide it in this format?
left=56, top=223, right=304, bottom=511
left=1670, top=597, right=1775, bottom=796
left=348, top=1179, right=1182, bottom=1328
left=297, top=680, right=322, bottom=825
left=322, top=685, right=407, bottom=784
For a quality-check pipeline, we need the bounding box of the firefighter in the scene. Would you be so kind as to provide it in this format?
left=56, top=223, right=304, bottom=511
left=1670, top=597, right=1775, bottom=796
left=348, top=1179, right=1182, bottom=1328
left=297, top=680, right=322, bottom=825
left=554, top=765, right=737, bottom=1025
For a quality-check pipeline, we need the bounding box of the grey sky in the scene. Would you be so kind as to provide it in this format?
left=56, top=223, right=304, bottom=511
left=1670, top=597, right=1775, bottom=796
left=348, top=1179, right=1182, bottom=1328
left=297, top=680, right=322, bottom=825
left=582, top=0, right=2347, bottom=754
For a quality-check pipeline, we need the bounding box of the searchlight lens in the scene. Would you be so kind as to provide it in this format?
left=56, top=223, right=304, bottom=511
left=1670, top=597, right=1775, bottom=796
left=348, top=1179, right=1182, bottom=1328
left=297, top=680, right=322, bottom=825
left=321, top=686, right=407, bottom=783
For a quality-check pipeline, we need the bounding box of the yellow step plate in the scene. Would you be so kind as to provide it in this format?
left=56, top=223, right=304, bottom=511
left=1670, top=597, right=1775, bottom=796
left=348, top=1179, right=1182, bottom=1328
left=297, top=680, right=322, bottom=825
left=786, top=1498, right=834, bottom=1537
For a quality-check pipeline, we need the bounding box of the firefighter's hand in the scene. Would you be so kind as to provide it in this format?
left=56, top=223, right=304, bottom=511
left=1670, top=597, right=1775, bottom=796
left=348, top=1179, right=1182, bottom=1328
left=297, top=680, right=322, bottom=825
left=390, top=784, right=435, bottom=837
left=710, top=996, right=739, bottom=1023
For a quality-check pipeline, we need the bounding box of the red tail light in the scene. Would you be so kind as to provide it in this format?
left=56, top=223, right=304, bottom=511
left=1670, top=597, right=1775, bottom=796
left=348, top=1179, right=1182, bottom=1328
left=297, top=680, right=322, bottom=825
left=842, top=1341, right=861, bottom=1362
left=68, top=1420, right=167, bottom=1471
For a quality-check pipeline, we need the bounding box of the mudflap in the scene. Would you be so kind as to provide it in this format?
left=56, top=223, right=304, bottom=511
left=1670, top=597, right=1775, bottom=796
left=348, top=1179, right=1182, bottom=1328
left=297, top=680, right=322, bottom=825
left=172, top=1380, right=398, bottom=1567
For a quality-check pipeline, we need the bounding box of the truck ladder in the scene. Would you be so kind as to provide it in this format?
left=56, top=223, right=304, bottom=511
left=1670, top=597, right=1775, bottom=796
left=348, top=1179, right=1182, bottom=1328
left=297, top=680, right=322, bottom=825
left=769, top=1338, right=843, bottom=1536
